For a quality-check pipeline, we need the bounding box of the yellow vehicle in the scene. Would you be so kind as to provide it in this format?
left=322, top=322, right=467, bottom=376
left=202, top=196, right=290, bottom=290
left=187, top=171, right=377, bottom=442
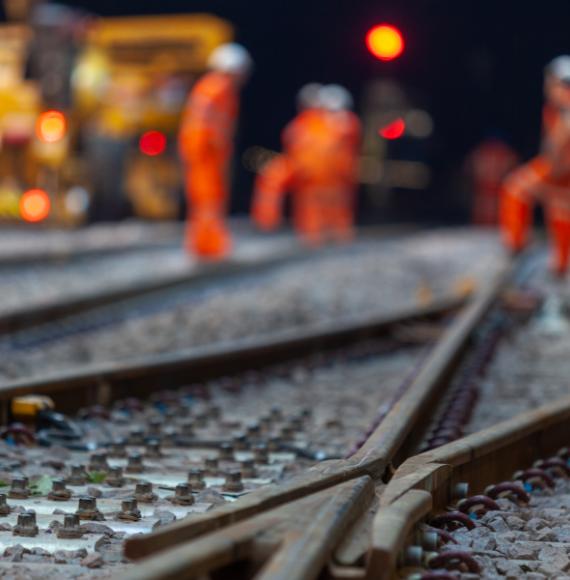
left=0, top=10, right=233, bottom=224
left=72, top=13, right=233, bottom=221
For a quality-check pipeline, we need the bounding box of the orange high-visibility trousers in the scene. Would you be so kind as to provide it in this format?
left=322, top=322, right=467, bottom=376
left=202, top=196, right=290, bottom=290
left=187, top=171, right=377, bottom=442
left=546, top=206, right=570, bottom=276
left=499, top=187, right=533, bottom=253
left=183, top=144, right=231, bottom=259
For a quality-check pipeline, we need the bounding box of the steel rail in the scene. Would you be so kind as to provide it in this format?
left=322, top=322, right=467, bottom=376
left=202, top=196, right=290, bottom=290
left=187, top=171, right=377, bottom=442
left=370, top=396, right=570, bottom=579
left=119, top=258, right=513, bottom=574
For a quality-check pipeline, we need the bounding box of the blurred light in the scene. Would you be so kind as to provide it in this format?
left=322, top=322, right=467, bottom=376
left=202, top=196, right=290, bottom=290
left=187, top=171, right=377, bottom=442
left=242, top=146, right=278, bottom=172
left=379, top=117, right=406, bottom=139
left=139, top=131, right=167, bottom=156
left=366, top=24, right=404, bottom=61
left=20, top=189, right=50, bottom=222
left=65, top=186, right=90, bottom=216
left=406, top=109, right=434, bottom=138
left=36, top=110, right=66, bottom=143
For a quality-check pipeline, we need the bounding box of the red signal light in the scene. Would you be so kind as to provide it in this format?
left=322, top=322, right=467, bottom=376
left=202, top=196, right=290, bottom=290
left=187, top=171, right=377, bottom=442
left=139, top=131, right=167, bottom=156
left=379, top=117, right=406, bottom=140
left=36, top=110, right=67, bottom=143
left=366, top=24, right=404, bottom=61
left=20, top=189, right=51, bottom=222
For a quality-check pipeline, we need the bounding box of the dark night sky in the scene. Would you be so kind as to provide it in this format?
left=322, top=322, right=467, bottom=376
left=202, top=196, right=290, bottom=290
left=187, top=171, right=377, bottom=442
left=33, top=0, right=570, bottom=217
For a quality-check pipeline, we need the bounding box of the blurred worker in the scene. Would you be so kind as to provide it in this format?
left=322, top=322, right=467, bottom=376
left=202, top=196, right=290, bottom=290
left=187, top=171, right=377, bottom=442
left=466, top=138, right=518, bottom=225
left=179, top=43, right=252, bottom=259
left=252, top=84, right=361, bottom=245
left=500, top=56, right=570, bottom=276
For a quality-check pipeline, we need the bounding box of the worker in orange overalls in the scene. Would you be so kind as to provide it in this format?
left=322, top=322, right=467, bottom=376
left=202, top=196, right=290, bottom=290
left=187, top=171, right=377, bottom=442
left=467, top=138, right=519, bottom=226
left=252, top=84, right=361, bottom=245
left=179, top=44, right=252, bottom=259
left=500, top=56, right=570, bottom=276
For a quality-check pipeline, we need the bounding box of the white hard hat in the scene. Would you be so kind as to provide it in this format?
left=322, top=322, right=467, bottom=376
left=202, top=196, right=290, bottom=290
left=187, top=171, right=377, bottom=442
left=320, top=84, right=354, bottom=111
left=208, top=43, right=253, bottom=77
left=297, top=83, right=323, bottom=110
left=546, top=56, right=570, bottom=84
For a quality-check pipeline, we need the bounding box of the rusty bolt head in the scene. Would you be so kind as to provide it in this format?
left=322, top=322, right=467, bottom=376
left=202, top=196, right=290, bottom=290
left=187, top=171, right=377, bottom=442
left=76, top=496, right=104, bottom=521
left=118, top=497, right=141, bottom=521
left=128, top=427, right=145, bottom=446
left=126, top=453, right=144, bottom=474
left=188, top=468, right=206, bottom=490
left=145, top=439, right=162, bottom=459
left=134, top=481, right=157, bottom=503
left=267, top=437, right=282, bottom=452
left=233, top=434, right=249, bottom=450
left=218, top=443, right=234, bottom=461
left=280, top=425, right=294, bottom=440
left=168, top=483, right=194, bottom=506
left=106, top=466, right=125, bottom=488
left=88, top=452, right=109, bottom=473
left=162, top=428, right=179, bottom=446
left=48, top=478, right=72, bottom=501
left=223, top=470, right=244, bottom=493
left=259, top=416, right=272, bottom=432
left=253, top=444, right=269, bottom=465
left=13, top=511, right=38, bottom=537
left=67, top=464, right=88, bottom=486
left=0, top=494, right=11, bottom=516
left=57, top=513, right=83, bottom=539
left=109, top=439, right=127, bottom=458
left=204, top=457, right=219, bottom=476
left=207, top=405, right=221, bottom=419
left=148, top=417, right=162, bottom=436
left=241, top=459, right=257, bottom=479
left=8, top=477, right=29, bottom=499
left=246, top=423, right=261, bottom=437
left=270, top=407, right=283, bottom=421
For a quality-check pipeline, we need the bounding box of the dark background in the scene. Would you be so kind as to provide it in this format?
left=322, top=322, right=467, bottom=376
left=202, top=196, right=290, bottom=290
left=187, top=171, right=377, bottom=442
left=10, top=0, right=570, bottom=220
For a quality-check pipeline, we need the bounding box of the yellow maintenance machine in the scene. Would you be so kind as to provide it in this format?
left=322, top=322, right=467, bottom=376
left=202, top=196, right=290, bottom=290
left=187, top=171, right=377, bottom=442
left=73, top=14, right=233, bottom=222
left=0, top=8, right=233, bottom=224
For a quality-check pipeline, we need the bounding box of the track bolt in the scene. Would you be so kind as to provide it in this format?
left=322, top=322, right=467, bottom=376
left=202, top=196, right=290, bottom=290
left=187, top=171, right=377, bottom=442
left=8, top=477, right=29, bottom=499
left=109, top=439, right=127, bottom=458
left=88, top=452, right=110, bottom=473
left=188, top=468, right=206, bottom=490
left=253, top=444, right=269, bottom=465
left=233, top=434, right=249, bottom=450
left=128, top=427, right=145, bottom=446
left=67, top=464, right=88, bottom=486
left=204, top=457, right=219, bottom=476
left=260, top=416, right=272, bottom=432
left=134, top=481, right=157, bottom=503
left=148, top=418, right=162, bottom=437
left=218, top=443, right=234, bottom=461
left=168, top=483, right=194, bottom=506
left=270, top=407, right=283, bottom=421
left=246, top=423, right=261, bottom=438
left=13, top=511, right=38, bottom=537
left=194, top=413, right=209, bottom=428
left=207, top=405, right=221, bottom=419
left=223, top=470, right=244, bottom=493
left=57, top=513, right=83, bottom=539
left=241, top=459, right=257, bottom=479
left=126, top=453, right=145, bottom=474
left=145, top=439, right=162, bottom=459
left=118, top=498, right=142, bottom=521
left=267, top=437, right=282, bottom=452
left=0, top=494, right=11, bottom=516
left=280, top=425, right=294, bottom=440
left=48, top=478, right=72, bottom=501
left=76, top=496, right=104, bottom=521
left=162, top=428, right=179, bottom=446
left=106, top=466, right=125, bottom=488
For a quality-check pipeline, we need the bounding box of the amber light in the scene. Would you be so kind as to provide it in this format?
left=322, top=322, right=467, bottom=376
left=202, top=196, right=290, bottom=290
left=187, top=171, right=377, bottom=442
left=36, top=110, right=67, bottom=143
left=139, top=131, right=167, bottom=156
left=20, top=189, right=51, bottom=222
left=366, top=24, right=404, bottom=61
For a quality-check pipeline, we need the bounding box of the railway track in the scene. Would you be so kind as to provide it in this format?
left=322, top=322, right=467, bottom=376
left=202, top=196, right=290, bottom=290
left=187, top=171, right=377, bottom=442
left=0, top=232, right=549, bottom=579
left=0, top=229, right=501, bottom=383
